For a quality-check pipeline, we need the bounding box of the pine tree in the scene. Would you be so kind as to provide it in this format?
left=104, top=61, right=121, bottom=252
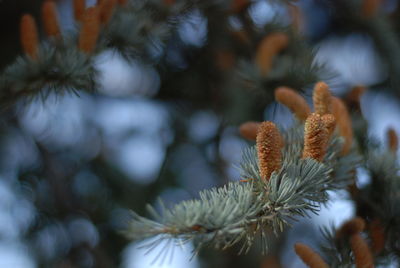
left=0, top=0, right=400, bottom=267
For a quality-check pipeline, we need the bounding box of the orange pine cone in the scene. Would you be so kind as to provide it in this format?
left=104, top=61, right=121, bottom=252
left=42, top=1, right=61, bottom=37
left=302, top=113, right=329, bottom=162
left=349, top=233, right=375, bottom=268
left=239, top=121, right=260, bottom=141
left=294, top=243, right=329, bottom=268
left=321, top=114, right=336, bottom=138
left=78, top=7, right=100, bottom=53
left=275, top=87, right=311, bottom=121
left=313, top=82, right=332, bottom=115
left=73, top=0, right=86, bottom=22
left=255, top=33, right=289, bottom=76
left=99, top=0, right=117, bottom=24
left=387, top=128, right=398, bottom=153
left=20, top=14, right=39, bottom=59
left=331, top=97, right=353, bottom=155
left=256, top=122, right=282, bottom=180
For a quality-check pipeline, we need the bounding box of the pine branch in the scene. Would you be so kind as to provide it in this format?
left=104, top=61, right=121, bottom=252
left=0, top=44, right=97, bottom=107
left=125, top=122, right=361, bottom=257
left=0, top=0, right=195, bottom=107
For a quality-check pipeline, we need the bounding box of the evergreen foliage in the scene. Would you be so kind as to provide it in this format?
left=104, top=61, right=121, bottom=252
left=0, top=0, right=400, bottom=266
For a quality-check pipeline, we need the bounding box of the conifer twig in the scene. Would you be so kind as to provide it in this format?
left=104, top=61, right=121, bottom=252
left=256, top=122, right=282, bottom=180
left=20, top=14, right=39, bottom=59
left=126, top=122, right=359, bottom=256
left=294, top=243, right=329, bottom=268
left=275, top=87, right=311, bottom=121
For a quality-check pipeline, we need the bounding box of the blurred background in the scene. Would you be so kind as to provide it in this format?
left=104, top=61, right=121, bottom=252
left=0, top=0, right=399, bottom=267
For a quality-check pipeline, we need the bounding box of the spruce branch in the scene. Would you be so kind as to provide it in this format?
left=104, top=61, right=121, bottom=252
left=125, top=122, right=361, bottom=257
left=0, top=45, right=97, bottom=106
left=0, top=0, right=191, bottom=106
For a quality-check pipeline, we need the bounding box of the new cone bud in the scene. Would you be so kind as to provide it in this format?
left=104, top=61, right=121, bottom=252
left=294, top=243, right=329, bottom=268
left=387, top=128, right=398, bottom=153
left=302, top=113, right=328, bottom=162
left=99, top=0, right=117, bottom=24
left=73, top=0, right=86, bottom=22
left=331, top=97, right=353, bottom=155
left=239, top=121, right=260, bottom=141
left=20, top=14, right=39, bottom=59
left=275, top=87, right=311, bottom=121
left=336, top=217, right=365, bottom=239
left=350, top=234, right=375, bottom=268
left=255, top=33, right=289, bottom=76
left=256, top=122, right=282, bottom=180
left=78, top=7, right=100, bottom=53
left=42, top=1, right=61, bottom=37
left=313, top=82, right=332, bottom=115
